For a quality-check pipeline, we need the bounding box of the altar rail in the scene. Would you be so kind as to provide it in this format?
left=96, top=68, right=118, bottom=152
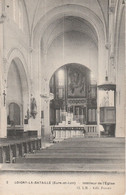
left=84, top=125, right=99, bottom=137
left=0, top=138, right=41, bottom=163
left=51, top=125, right=99, bottom=141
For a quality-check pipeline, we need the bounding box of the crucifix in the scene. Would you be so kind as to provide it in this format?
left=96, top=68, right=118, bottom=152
left=3, top=90, right=6, bottom=106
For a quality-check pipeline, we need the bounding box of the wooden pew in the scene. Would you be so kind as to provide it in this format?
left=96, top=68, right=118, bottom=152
left=0, top=138, right=41, bottom=163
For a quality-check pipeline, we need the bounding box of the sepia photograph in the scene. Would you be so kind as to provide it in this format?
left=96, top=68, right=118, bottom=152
left=0, top=0, right=125, bottom=194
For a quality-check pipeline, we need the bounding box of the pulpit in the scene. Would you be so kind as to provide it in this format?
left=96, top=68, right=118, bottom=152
left=98, top=81, right=116, bottom=137
left=100, top=107, right=116, bottom=136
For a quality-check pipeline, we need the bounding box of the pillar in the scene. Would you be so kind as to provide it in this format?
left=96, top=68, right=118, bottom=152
left=115, top=3, right=125, bottom=137
left=0, top=1, right=7, bottom=138
left=97, top=38, right=108, bottom=137
left=42, top=98, right=51, bottom=140
left=28, top=95, right=41, bottom=137
left=27, top=44, right=42, bottom=137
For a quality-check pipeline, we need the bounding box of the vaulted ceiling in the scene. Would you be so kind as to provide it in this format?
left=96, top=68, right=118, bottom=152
left=24, top=0, right=110, bottom=34
left=41, top=16, right=98, bottom=51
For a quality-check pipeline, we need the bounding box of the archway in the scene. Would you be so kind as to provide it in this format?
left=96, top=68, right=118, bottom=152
left=7, top=58, right=29, bottom=130
left=39, top=12, right=102, bottom=139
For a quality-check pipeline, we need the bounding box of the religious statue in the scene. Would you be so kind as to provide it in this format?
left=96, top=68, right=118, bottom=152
left=25, top=108, right=30, bottom=119
left=30, top=97, right=37, bottom=119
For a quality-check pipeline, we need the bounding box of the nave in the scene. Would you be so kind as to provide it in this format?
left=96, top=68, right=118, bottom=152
left=1, top=137, right=125, bottom=173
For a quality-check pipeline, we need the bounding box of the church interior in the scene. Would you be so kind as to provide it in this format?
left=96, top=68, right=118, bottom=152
left=0, top=0, right=125, bottom=190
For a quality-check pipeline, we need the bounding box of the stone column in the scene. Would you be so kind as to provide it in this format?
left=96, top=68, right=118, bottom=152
left=97, top=42, right=107, bottom=137
left=27, top=45, right=42, bottom=137
left=41, top=97, right=50, bottom=140
left=115, top=4, right=125, bottom=137
left=28, top=95, right=41, bottom=137
left=40, top=92, right=54, bottom=140
left=108, top=1, right=116, bottom=84
left=0, top=2, right=7, bottom=138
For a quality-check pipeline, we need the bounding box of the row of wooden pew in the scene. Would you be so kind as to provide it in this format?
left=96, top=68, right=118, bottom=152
left=0, top=138, right=41, bottom=163
left=14, top=137, right=125, bottom=173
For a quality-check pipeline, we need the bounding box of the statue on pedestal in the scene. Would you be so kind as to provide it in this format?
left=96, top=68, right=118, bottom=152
left=30, top=97, right=37, bottom=119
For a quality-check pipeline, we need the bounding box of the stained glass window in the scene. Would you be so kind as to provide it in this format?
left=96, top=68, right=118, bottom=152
left=58, top=69, right=65, bottom=86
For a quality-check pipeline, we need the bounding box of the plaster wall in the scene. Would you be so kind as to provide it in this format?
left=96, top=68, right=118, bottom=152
left=45, top=31, right=98, bottom=82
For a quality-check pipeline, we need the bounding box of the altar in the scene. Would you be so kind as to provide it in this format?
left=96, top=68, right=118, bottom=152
left=51, top=113, right=99, bottom=141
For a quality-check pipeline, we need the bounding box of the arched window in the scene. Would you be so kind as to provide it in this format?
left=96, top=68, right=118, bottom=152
left=13, top=0, right=24, bottom=31
left=58, top=69, right=65, bottom=86
left=19, top=0, right=23, bottom=30
left=13, top=0, right=19, bottom=24
left=13, top=0, right=16, bottom=21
